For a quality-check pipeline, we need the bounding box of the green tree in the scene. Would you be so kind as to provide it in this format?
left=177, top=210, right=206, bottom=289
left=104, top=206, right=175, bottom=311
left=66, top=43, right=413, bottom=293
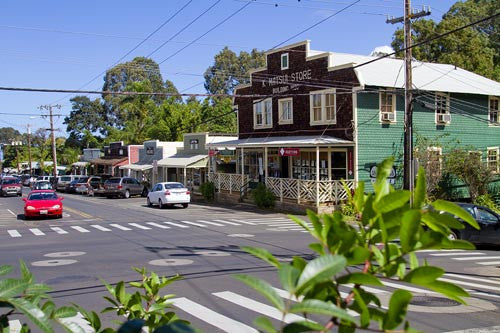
left=198, top=98, right=237, bottom=133
left=0, top=127, right=22, bottom=144
left=64, top=96, right=105, bottom=148
left=391, top=0, right=499, bottom=81
left=204, top=47, right=265, bottom=95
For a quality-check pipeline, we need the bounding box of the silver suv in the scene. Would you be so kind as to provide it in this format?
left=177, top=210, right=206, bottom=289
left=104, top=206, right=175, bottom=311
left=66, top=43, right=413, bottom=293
left=103, top=177, right=146, bottom=199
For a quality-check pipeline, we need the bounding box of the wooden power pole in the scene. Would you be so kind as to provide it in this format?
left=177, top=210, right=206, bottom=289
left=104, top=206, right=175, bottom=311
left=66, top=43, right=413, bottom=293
left=387, top=2, right=431, bottom=195
left=39, top=104, right=62, bottom=179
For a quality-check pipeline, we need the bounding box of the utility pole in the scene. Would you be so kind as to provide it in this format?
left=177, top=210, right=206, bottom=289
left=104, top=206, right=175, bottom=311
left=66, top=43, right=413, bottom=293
left=27, top=124, right=32, bottom=176
left=387, top=3, right=431, bottom=195
left=39, top=104, right=62, bottom=179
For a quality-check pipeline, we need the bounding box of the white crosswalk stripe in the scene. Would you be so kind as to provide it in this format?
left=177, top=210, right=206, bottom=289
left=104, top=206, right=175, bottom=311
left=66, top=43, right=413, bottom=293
left=164, top=221, right=189, bottom=228
left=146, top=222, right=171, bottom=229
left=430, top=252, right=485, bottom=256
left=51, top=227, right=68, bottom=234
left=438, top=278, right=500, bottom=292
left=110, top=224, right=132, bottom=231
left=128, top=223, right=151, bottom=230
left=453, top=256, right=500, bottom=261
left=229, top=219, right=256, bottom=225
left=213, top=219, right=240, bottom=226
left=478, top=261, right=500, bottom=265
left=213, top=291, right=305, bottom=324
left=29, top=228, right=45, bottom=236
left=172, top=297, right=257, bottom=333
left=444, top=273, right=500, bottom=286
left=181, top=220, right=207, bottom=227
left=196, top=220, right=224, bottom=226
left=9, top=312, right=93, bottom=333
left=7, top=230, right=21, bottom=237
left=91, top=225, right=111, bottom=231
left=71, top=226, right=90, bottom=233
left=7, top=319, right=21, bottom=333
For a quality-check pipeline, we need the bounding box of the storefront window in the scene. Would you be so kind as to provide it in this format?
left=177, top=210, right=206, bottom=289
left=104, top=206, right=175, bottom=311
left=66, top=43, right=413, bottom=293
left=331, top=151, right=347, bottom=180
left=291, top=151, right=328, bottom=180
left=244, top=151, right=264, bottom=181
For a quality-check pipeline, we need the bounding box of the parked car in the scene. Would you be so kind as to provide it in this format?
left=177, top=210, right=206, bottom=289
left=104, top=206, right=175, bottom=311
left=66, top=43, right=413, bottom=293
left=21, top=175, right=36, bottom=187
left=55, top=175, right=79, bottom=192
left=65, top=179, right=81, bottom=194
left=93, top=175, right=114, bottom=196
left=75, top=176, right=101, bottom=194
left=442, top=203, right=500, bottom=245
left=22, top=190, right=63, bottom=219
left=0, top=177, right=22, bottom=197
left=103, top=177, right=146, bottom=198
left=32, top=180, right=53, bottom=190
left=147, top=182, right=190, bottom=208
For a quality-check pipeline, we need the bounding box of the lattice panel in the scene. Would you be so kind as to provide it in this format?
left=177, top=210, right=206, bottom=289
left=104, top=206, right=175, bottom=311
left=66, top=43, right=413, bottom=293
left=300, top=180, right=316, bottom=202
left=318, top=181, right=333, bottom=202
left=266, top=177, right=281, bottom=197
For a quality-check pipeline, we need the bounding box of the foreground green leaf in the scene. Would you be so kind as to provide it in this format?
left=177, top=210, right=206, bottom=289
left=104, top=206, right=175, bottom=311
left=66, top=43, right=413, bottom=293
left=290, top=299, right=357, bottom=324
left=234, top=275, right=285, bottom=311
left=8, top=298, right=52, bottom=333
left=296, top=255, right=346, bottom=294
left=383, top=289, right=412, bottom=330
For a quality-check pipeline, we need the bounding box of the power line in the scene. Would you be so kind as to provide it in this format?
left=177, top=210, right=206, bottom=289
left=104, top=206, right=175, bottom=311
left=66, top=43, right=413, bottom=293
left=353, top=11, right=500, bottom=69
left=271, top=0, right=362, bottom=49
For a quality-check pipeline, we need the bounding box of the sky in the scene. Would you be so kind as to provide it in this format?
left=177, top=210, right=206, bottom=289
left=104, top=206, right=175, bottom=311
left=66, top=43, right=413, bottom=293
left=0, top=0, right=458, bottom=137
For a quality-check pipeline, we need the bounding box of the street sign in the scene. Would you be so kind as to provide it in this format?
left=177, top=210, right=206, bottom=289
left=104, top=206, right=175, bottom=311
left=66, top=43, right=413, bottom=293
left=208, top=149, right=217, bottom=156
left=279, top=148, right=300, bottom=157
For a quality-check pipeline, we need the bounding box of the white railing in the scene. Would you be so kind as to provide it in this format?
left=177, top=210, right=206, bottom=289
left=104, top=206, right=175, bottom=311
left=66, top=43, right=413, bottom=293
left=210, top=173, right=355, bottom=205
left=209, top=173, right=249, bottom=194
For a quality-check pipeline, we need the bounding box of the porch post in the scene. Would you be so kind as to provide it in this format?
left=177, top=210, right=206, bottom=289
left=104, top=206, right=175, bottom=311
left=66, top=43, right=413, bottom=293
left=165, top=167, right=168, bottom=182
left=183, top=168, right=187, bottom=186
left=264, top=147, right=268, bottom=185
left=316, top=145, right=320, bottom=208
left=327, top=146, right=332, bottom=180
left=241, top=148, right=245, bottom=189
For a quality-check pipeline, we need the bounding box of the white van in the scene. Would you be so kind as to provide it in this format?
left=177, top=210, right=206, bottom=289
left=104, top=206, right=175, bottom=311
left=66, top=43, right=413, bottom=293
left=56, top=175, right=79, bottom=192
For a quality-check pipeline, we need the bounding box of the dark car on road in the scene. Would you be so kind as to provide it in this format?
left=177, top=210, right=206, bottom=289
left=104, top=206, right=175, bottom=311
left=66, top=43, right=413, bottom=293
left=0, top=177, right=22, bottom=196
left=65, top=179, right=80, bottom=193
left=446, top=203, right=500, bottom=245
left=103, top=177, right=146, bottom=198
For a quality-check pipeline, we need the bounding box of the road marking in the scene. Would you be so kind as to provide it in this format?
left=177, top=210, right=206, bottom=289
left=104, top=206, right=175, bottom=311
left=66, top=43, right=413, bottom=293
left=7, top=209, right=16, bottom=216
left=444, top=274, right=500, bottom=286
left=382, top=280, right=434, bottom=294
left=71, top=226, right=90, bottom=233
left=181, top=220, right=207, bottom=227
left=277, top=225, right=307, bottom=229
left=59, top=312, right=94, bottom=333
left=273, top=287, right=304, bottom=301
left=268, top=223, right=300, bottom=226
left=171, top=297, right=257, bottom=333
left=164, top=221, right=189, bottom=228
left=213, top=219, right=240, bottom=226
left=110, top=224, right=132, bottom=231
left=63, top=206, right=93, bottom=219
left=453, top=256, right=500, bottom=261
left=129, top=223, right=151, bottom=230
left=439, top=278, right=500, bottom=292
left=430, top=252, right=485, bottom=256
left=230, top=219, right=256, bottom=225
left=417, top=249, right=465, bottom=252
left=197, top=220, right=224, bottom=226
left=29, top=228, right=45, bottom=236
left=7, top=230, right=21, bottom=238
left=7, top=319, right=21, bottom=333
left=444, top=325, right=500, bottom=333
left=213, top=291, right=305, bottom=323
left=51, top=227, right=68, bottom=234
left=478, top=261, right=500, bottom=265
left=244, top=217, right=290, bottom=221
left=343, top=283, right=387, bottom=294
left=146, top=222, right=171, bottom=229
left=91, top=225, right=111, bottom=231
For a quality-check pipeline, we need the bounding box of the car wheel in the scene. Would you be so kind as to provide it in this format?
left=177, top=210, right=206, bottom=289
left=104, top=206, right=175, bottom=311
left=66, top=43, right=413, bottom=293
left=147, top=197, right=152, bottom=207
left=159, top=199, right=164, bottom=209
left=448, top=230, right=460, bottom=240
left=182, top=203, right=188, bottom=208
left=106, top=195, right=112, bottom=199
left=124, top=190, right=130, bottom=199
left=24, top=215, right=30, bottom=220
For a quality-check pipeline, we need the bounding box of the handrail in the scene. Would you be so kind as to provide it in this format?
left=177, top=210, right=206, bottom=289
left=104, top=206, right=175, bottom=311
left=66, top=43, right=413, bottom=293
left=239, top=180, right=251, bottom=201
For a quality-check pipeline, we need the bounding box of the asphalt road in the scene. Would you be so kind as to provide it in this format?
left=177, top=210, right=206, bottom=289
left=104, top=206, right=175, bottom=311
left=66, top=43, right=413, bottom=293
left=0, top=187, right=499, bottom=333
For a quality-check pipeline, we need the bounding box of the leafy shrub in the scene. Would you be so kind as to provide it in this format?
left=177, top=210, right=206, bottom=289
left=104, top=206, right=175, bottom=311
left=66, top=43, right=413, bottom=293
left=474, top=194, right=500, bottom=213
left=236, top=157, right=479, bottom=333
left=251, top=183, right=275, bottom=208
left=200, top=181, right=215, bottom=201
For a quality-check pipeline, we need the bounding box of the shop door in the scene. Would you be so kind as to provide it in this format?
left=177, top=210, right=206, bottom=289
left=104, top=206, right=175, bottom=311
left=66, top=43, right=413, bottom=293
left=281, top=156, right=289, bottom=178
left=331, top=151, right=347, bottom=180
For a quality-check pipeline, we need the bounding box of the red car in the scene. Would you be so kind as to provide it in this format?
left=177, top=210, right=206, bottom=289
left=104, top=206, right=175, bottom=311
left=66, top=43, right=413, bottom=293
left=22, top=190, right=64, bottom=219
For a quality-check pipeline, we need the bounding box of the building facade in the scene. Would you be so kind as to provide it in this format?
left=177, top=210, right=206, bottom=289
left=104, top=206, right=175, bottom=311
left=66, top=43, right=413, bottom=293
left=208, top=40, right=500, bottom=208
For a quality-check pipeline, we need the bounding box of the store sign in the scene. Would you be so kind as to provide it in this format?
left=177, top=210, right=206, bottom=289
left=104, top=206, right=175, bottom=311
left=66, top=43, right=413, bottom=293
left=146, top=147, right=154, bottom=155
left=208, top=149, right=217, bottom=156
left=370, top=165, right=396, bottom=184
left=279, top=148, right=300, bottom=157
left=190, top=139, right=199, bottom=144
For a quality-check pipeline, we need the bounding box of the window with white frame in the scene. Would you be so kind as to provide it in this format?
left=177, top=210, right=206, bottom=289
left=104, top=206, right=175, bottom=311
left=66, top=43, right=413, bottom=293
left=281, top=53, right=289, bottom=70
left=489, top=96, right=499, bottom=125
left=253, top=98, right=273, bottom=128
left=487, top=147, right=499, bottom=173
left=309, top=89, right=336, bottom=125
left=379, top=90, right=396, bottom=122
left=278, top=98, right=293, bottom=124
left=427, top=147, right=442, bottom=179
left=435, top=92, right=451, bottom=124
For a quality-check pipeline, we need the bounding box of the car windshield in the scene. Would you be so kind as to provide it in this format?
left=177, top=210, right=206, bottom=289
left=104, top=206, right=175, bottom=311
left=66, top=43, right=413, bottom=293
left=165, top=183, right=185, bottom=189
left=106, top=178, right=121, bottom=184
left=77, top=178, right=89, bottom=183
left=2, top=179, right=18, bottom=184
left=29, top=192, right=58, bottom=200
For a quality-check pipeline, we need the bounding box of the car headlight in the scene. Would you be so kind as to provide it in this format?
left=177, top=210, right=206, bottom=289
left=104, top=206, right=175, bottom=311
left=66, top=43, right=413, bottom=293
left=52, top=205, right=61, bottom=209
left=26, top=206, right=36, bottom=210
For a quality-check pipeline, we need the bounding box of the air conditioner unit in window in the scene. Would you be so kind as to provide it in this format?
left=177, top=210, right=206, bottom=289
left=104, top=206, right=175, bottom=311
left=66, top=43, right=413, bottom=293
left=437, top=113, right=451, bottom=123
left=381, top=112, right=395, bottom=122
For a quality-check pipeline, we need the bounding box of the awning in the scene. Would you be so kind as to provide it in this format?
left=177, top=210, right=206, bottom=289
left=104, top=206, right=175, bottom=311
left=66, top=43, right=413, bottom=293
left=119, top=164, right=153, bottom=171
left=157, top=154, right=208, bottom=168
left=90, top=157, right=128, bottom=166
left=72, top=162, right=89, bottom=167
left=206, top=135, right=354, bottom=149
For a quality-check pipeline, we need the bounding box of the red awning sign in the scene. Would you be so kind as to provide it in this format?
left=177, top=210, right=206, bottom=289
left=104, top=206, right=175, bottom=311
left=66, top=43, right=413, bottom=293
left=279, top=148, right=300, bottom=156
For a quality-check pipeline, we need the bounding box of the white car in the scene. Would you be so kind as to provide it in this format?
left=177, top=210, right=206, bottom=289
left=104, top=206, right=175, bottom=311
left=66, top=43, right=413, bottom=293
left=147, top=182, right=190, bottom=208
